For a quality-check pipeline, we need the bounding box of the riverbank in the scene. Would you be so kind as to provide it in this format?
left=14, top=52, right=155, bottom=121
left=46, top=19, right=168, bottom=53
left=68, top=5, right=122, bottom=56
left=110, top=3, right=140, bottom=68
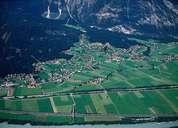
left=0, top=121, right=178, bottom=128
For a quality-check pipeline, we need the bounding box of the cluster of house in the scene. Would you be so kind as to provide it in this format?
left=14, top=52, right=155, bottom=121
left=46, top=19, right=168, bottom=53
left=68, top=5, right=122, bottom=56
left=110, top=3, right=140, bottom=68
left=106, top=53, right=122, bottom=63
left=82, top=77, right=104, bottom=86
left=26, top=74, right=37, bottom=88
left=161, top=54, right=177, bottom=63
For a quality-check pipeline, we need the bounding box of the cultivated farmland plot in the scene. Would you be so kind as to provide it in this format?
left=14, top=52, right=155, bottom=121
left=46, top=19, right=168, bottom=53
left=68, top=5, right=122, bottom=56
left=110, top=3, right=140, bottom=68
left=0, top=37, right=178, bottom=125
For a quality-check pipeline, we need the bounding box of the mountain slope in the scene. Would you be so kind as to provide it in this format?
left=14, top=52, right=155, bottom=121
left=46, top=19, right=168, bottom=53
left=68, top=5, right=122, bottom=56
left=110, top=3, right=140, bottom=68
left=60, top=0, right=178, bottom=38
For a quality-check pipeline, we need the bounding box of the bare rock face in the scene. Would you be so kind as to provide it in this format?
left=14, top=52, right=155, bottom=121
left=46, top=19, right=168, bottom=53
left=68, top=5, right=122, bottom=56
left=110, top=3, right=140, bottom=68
left=64, top=0, right=178, bottom=26
left=60, top=0, right=178, bottom=38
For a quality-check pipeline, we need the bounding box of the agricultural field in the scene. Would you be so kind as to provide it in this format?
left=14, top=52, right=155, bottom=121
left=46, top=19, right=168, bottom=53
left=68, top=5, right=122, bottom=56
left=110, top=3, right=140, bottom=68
left=0, top=36, right=178, bottom=124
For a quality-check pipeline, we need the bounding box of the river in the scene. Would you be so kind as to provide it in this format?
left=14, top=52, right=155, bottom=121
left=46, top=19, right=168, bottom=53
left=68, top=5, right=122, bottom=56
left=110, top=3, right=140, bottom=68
left=0, top=121, right=178, bottom=128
